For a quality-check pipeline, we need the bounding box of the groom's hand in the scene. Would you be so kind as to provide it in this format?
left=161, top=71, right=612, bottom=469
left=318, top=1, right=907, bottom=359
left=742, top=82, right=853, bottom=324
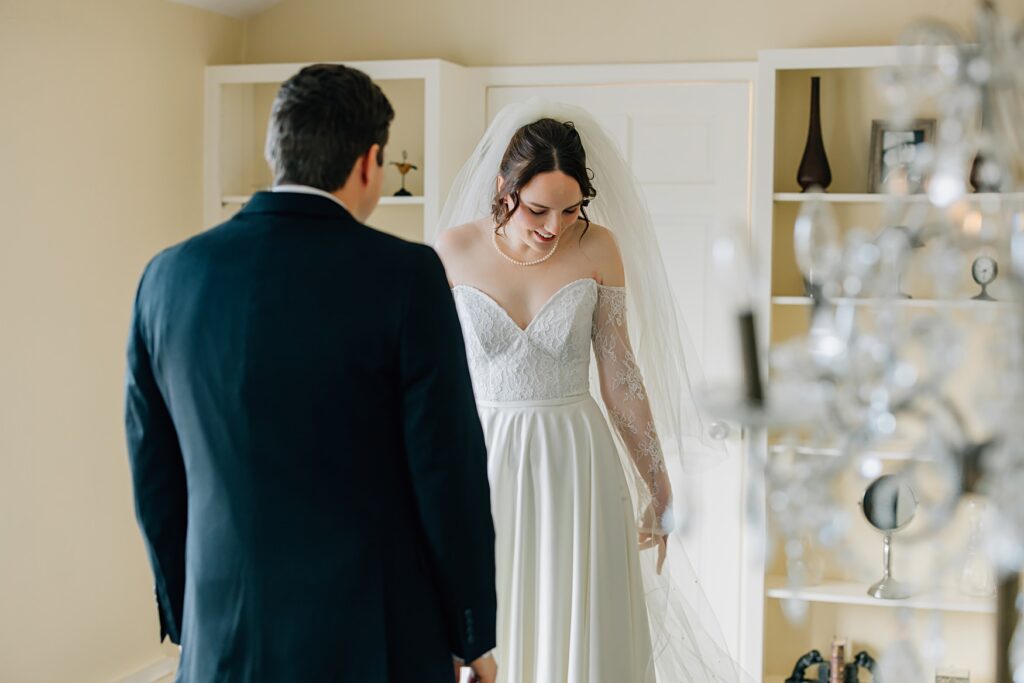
left=469, top=653, right=497, bottom=683
left=453, top=655, right=497, bottom=683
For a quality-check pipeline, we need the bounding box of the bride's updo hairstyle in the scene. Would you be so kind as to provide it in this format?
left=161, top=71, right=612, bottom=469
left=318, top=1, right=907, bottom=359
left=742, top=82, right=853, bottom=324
left=491, top=118, right=597, bottom=236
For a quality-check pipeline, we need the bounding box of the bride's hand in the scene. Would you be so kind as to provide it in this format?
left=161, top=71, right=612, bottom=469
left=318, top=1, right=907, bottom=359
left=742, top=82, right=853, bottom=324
left=639, top=503, right=669, bottom=574
left=638, top=529, right=668, bottom=574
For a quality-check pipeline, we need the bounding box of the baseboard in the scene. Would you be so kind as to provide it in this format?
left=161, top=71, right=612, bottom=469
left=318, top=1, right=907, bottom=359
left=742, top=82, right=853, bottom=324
left=114, top=656, right=177, bottom=683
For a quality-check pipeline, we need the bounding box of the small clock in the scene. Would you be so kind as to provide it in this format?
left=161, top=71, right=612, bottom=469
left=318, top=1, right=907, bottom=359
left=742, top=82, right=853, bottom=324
left=971, top=255, right=998, bottom=301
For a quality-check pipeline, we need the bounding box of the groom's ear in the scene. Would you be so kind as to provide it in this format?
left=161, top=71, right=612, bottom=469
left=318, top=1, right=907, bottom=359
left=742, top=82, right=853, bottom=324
left=360, top=144, right=383, bottom=185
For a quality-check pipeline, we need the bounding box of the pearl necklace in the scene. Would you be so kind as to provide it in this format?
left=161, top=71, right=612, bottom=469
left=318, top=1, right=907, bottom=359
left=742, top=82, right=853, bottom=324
left=492, top=230, right=560, bottom=267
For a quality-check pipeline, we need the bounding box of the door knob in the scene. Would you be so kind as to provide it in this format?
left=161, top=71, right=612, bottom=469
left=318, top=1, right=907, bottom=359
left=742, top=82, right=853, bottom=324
left=708, top=420, right=732, bottom=440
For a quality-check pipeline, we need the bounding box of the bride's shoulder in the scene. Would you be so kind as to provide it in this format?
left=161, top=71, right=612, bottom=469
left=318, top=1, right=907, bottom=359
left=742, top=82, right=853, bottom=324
left=434, top=219, right=489, bottom=258
left=582, top=223, right=617, bottom=250
left=580, top=223, right=626, bottom=286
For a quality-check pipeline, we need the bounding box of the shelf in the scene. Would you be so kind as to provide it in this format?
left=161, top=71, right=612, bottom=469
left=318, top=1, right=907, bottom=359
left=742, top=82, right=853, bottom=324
left=771, top=296, right=1017, bottom=310
left=769, top=445, right=922, bottom=462
left=772, top=296, right=813, bottom=306
left=765, top=575, right=995, bottom=614
left=220, top=194, right=425, bottom=207
left=221, top=194, right=253, bottom=205
left=775, top=192, right=909, bottom=203
left=378, top=195, right=426, bottom=206
left=774, top=191, right=1024, bottom=204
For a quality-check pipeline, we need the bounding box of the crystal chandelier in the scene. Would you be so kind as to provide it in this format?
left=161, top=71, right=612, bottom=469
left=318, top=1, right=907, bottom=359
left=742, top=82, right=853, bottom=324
left=708, top=2, right=1024, bottom=679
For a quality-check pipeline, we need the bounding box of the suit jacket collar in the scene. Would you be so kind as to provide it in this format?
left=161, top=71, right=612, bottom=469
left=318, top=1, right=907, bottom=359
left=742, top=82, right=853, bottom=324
left=239, top=191, right=356, bottom=222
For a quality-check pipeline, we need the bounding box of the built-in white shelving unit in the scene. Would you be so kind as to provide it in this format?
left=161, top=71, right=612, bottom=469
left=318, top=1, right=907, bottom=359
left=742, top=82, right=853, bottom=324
left=754, top=46, right=1000, bottom=681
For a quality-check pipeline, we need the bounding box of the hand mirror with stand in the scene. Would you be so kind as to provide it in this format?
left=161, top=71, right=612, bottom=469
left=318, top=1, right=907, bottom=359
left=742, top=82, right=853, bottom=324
left=861, top=473, right=918, bottom=599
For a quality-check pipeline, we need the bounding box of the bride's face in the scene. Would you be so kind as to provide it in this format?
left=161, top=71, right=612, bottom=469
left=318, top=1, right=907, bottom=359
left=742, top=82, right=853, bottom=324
left=505, top=171, right=584, bottom=251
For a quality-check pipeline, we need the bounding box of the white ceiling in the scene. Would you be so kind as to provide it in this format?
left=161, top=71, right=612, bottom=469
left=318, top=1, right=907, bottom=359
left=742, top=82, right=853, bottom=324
left=167, top=0, right=283, bottom=18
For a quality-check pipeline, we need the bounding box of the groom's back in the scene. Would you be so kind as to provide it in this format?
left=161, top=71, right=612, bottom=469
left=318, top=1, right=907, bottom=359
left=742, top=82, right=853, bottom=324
left=136, top=194, right=454, bottom=681
left=128, top=62, right=495, bottom=683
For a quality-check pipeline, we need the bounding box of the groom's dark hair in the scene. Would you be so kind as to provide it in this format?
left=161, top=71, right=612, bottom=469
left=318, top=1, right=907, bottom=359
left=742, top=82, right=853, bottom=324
left=265, top=64, right=394, bottom=192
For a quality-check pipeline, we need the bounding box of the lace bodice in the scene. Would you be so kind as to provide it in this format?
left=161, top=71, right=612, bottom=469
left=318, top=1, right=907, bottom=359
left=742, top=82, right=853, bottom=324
left=453, top=278, right=596, bottom=402
left=453, top=278, right=670, bottom=514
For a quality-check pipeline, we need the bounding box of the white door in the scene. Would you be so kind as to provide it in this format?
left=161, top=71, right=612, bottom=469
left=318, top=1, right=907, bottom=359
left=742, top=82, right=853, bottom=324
left=487, top=82, right=753, bottom=664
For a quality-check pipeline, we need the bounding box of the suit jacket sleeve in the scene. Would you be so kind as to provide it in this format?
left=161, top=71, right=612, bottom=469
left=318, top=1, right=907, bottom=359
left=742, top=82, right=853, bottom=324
left=399, top=247, right=497, bottom=662
left=124, top=265, right=188, bottom=644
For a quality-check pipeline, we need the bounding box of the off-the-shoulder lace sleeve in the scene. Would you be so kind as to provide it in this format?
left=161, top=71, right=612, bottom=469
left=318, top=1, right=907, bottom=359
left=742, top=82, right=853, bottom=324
left=592, top=285, right=672, bottom=530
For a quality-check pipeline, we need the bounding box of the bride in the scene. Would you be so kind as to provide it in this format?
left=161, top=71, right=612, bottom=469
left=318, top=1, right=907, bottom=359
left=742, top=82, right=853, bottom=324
left=435, top=101, right=742, bottom=683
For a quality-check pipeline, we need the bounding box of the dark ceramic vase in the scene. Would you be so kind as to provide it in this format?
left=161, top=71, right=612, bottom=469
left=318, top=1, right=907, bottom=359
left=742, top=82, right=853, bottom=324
left=797, top=76, right=832, bottom=192
left=970, top=87, right=1004, bottom=193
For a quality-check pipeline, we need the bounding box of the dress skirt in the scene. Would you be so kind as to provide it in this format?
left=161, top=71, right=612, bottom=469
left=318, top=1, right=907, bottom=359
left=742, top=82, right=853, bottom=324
left=478, top=393, right=655, bottom=683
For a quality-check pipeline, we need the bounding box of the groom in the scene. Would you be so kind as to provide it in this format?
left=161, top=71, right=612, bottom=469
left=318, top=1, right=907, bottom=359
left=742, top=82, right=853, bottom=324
left=125, top=64, right=497, bottom=682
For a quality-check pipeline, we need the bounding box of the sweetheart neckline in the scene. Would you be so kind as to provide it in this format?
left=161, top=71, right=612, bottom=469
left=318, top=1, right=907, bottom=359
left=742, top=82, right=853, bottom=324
left=452, top=278, right=598, bottom=333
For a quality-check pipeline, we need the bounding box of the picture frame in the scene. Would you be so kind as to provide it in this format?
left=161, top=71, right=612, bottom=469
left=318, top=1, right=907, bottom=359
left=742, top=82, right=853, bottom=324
left=868, top=118, right=936, bottom=193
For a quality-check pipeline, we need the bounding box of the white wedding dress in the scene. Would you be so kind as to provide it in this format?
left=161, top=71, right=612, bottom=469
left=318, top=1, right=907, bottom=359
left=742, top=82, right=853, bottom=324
left=454, top=277, right=666, bottom=683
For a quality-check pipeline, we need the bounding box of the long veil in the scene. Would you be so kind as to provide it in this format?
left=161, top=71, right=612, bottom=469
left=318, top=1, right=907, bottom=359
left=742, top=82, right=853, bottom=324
left=435, top=99, right=748, bottom=682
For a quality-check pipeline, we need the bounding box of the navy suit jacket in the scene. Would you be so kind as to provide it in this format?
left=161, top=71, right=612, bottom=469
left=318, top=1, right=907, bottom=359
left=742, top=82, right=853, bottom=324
left=125, top=191, right=496, bottom=682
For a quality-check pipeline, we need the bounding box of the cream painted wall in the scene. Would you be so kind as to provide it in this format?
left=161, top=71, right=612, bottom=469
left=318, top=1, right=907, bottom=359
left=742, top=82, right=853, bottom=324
left=242, top=0, right=1022, bottom=66
left=0, top=1, right=243, bottom=681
